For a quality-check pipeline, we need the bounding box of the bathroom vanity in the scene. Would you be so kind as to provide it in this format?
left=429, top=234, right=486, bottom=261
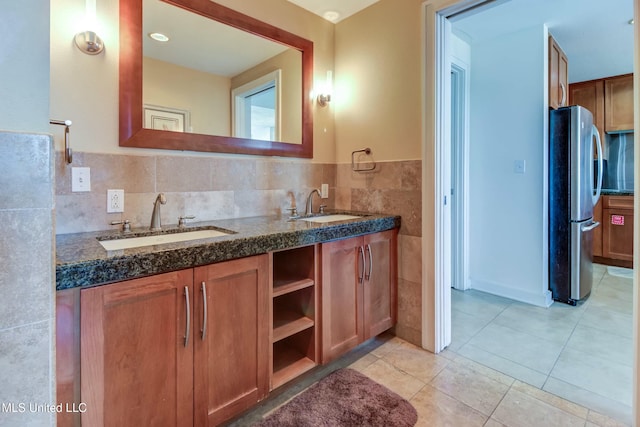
left=56, top=212, right=399, bottom=427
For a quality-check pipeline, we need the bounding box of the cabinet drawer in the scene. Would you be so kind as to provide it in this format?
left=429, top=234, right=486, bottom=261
left=603, top=195, right=633, bottom=209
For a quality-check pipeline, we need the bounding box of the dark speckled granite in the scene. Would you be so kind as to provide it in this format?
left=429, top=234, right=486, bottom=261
left=601, top=190, right=634, bottom=196
left=56, top=211, right=400, bottom=290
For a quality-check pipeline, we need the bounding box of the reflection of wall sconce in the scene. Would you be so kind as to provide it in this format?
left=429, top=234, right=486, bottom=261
left=317, top=71, right=333, bottom=107
left=74, top=0, right=104, bottom=55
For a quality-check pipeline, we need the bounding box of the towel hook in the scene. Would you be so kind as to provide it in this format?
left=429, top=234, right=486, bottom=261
left=351, top=147, right=376, bottom=172
left=50, top=119, right=73, bottom=164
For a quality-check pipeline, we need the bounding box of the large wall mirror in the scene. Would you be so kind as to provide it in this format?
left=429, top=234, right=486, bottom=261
left=120, top=0, right=314, bottom=158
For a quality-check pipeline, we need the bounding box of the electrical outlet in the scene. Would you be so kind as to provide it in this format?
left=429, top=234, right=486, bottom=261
left=107, top=189, right=125, bottom=213
left=71, top=167, right=91, bottom=192
left=320, top=183, right=329, bottom=199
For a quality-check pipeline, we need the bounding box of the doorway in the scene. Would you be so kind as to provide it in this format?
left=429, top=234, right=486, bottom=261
left=424, top=0, right=638, bottom=424
left=450, top=61, right=468, bottom=291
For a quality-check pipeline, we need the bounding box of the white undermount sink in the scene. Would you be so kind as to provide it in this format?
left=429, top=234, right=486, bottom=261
left=98, top=228, right=231, bottom=251
left=299, top=214, right=363, bottom=223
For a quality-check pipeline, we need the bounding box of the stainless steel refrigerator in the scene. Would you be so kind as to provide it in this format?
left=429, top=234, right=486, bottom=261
left=549, top=105, right=603, bottom=305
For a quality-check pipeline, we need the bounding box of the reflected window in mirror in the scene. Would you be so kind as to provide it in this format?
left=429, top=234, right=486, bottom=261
left=232, top=70, right=280, bottom=141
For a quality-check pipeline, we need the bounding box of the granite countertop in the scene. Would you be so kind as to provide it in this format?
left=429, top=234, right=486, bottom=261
left=56, top=211, right=401, bottom=290
left=601, top=189, right=634, bottom=196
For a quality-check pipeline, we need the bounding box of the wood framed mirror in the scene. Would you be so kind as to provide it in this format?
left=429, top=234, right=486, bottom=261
left=119, top=0, right=314, bottom=158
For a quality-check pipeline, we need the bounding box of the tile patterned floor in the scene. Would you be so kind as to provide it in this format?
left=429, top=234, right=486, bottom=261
left=231, top=263, right=632, bottom=426
left=450, top=263, right=633, bottom=425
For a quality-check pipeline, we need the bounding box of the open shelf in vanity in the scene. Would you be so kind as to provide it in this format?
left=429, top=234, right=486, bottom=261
left=270, top=245, right=319, bottom=389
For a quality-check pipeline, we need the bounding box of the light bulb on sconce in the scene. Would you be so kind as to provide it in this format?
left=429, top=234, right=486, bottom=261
left=317, top=71, right=333, bottom=107
left=74, top=0, right=105, bottom=55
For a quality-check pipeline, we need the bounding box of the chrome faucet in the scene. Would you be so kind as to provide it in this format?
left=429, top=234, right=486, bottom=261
left=150, top=193, right=167, bottom=231
left=305, top=189, right=321, bottom=216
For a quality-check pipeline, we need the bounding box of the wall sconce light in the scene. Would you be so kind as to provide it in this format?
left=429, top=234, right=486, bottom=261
left=74, top=0, right=104, bottom=55
left=74, top=31, right=104, bottom=55
left=317, top=71, right=333, bottom=107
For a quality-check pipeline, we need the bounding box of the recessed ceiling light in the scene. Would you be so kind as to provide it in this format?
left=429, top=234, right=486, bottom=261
left=323, top=11, right=340, bottom=22
left=629, top=18, right=635, bottom=25
left=148, top=32, right=169, bottom=42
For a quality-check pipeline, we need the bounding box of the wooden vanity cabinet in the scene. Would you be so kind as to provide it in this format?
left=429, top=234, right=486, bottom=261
left=321, top=229, right=397, bottom=363
left=193, top=255, right=269, bottom=426
left=80, top=269, right=195, bottom=427
left=270, top=245, right=320, bottom=389
left=549, top=35, right=569, bottom=110
left=79, top=255, right=269, bottom=427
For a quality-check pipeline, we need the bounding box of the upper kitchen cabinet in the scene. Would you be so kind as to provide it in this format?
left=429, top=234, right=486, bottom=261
left=549, top=35, right=569, bottom=110
left=569, top=79, right=605, bottom=142
left=605, top=73, right=634, bottom=131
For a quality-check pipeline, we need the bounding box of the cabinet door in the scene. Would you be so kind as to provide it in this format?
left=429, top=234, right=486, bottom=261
left=321, top=236, right=364, bottom=363
left=81, top=270, right=194, bottom=427
left=569, top=79, right=605, bottom=148
left=605, top=74, right=634, bottom=131
left=549, top=36, right=569, bottom=109
left=593, top=197, right=603, bottom=257
left=602, top=208, right=634, bottom=261
left=194, top=255, right=269, bottom=426
left=363, top=230, right=398, bottom=340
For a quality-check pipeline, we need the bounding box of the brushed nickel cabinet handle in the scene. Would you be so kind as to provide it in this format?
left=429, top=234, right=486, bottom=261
left=201, top=281, right=208, bottom=340
left=365, top=244, right=373, bottom=281
left=358, top=246, right=365, bottom=284
left=560, top=82, right=566, bottom=106
left=184, top=286, right=190, bottom=347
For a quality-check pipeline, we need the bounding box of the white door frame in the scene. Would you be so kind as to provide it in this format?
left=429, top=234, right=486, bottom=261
left=422, top=0, right=639, bottom=423
left=450, top=59, right=470, bottom=291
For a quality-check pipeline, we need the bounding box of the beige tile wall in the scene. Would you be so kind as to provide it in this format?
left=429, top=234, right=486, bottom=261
left=334, top=160, right=423, bottom=346
left=0, top=132, right=55, bottom=426
left=55, top=152, right=336, bottom=234
left=55, top=153, right=422, bottom=346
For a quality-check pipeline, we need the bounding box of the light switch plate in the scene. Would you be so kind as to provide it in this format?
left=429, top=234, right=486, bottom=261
left=320, top=183, right=329, bottom=199
left=514, top=160, right=526, bottom=174
left=107, top=189, right=125, bottom=213
left=71, top=167, right=91, bottom=192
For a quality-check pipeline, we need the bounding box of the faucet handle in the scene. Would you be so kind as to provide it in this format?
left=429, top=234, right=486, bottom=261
left=111, top=219, right=131, bottom=233
left=286, top=207, right=299, bottom=219
left=319, top=205, right=327, bottom=214
left=178, top=215, right=195, bottom=228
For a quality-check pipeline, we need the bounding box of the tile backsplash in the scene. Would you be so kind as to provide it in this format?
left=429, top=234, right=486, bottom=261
left=55, top=152, right=336, bottom=234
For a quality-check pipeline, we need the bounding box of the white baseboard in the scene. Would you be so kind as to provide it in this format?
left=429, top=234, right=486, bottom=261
left=469, top=278, right=553, bottom=307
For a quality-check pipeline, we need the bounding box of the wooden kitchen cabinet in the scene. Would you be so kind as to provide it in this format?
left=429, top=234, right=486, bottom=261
left=602, top=196, right=634, bottom=262
left=79, top=255, right=269, bottom=427
left=605, top=74, right=634, bottom=131
left=193, top=255, right=269, bottom=426
left=321, top=229, right=397, bottom=363
left=80, top=269, right=195, bottom=427
left=569, top=79, right=605, bottom=145
left=549, top=35, right=569, bottom=110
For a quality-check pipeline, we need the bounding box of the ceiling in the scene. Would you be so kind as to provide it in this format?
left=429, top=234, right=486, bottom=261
left=286, top=0, right=381, bottom=23
left=451, top=0, right=634, bottom=83
left=289, top=0, right=633, bottom=82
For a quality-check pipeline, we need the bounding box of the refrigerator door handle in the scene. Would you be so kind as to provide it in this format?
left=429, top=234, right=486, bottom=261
left=582, top=221, right=600, bottom=232
left=592, top=124, right=604, bottom=206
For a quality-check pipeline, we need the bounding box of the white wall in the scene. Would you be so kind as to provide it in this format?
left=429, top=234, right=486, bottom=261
left=468, top=25, right=552, bottom=307
left=0, top=1, right=50, bottom=133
